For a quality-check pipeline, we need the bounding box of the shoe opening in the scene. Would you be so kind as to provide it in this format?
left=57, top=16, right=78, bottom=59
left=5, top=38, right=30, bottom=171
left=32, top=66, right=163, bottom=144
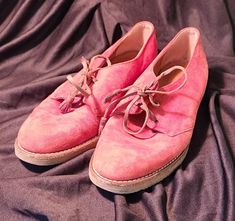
left=153, top=28, right=200, bottom=87
left=110, top=22, right=154, bottom=64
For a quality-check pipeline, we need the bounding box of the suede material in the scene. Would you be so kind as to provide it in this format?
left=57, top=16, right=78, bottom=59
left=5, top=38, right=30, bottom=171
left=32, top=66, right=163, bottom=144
left=85, top=32, right=157, bottom=116
left=93, top=28, right=208, bottom=181
left=18, top=104, right=98, bottom=153
left=17, top=21, right=157, bottom=154
left=112, top=29, right=208, bottom=137
left=93, top=116, right=192, bottom=180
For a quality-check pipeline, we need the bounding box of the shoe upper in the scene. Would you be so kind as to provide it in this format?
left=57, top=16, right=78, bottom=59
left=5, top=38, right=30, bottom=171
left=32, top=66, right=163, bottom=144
left=92, top=27, right=208, bottom=181
left=17, top=21, right=157, bottom=154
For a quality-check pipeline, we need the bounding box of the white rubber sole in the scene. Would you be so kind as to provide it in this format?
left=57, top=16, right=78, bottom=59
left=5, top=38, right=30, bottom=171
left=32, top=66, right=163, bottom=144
left=15, top=136, right=99, bottom=166
left=89, top=147, right=188, bottom=194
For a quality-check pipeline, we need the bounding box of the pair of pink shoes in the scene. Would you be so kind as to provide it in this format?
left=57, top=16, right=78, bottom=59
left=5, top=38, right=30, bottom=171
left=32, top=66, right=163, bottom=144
left=15, top=21, right=208, bottom=194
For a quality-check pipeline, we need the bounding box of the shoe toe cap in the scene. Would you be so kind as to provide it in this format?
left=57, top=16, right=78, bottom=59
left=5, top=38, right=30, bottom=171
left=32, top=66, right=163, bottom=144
left=17, top=105, right=98, bottom=154
left=92, top=117, right=192, bottom=181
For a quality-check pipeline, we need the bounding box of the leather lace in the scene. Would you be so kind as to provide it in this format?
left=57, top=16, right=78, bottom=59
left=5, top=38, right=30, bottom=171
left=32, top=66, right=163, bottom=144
left=98, top=66, right=187, bottom=135
left=54, top=55, right=111, bottom=113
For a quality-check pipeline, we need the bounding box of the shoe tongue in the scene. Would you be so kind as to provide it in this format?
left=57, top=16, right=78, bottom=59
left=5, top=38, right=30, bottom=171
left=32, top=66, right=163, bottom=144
left=89, top=39, right=125, bottom=70
left=112, top=69, right=156, bottom=115
left=89, top=56, right=111, bottom=70
left=112, top=66, right=185, bottom=116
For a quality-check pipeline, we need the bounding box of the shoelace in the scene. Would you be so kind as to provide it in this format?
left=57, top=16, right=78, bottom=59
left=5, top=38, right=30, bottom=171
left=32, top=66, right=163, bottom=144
left=54, top=55, right=111, bottom=113
left=98, top=66, right=187, bottom=135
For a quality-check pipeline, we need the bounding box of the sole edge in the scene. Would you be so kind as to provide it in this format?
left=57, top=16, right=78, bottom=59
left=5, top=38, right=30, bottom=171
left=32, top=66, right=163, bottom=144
left=89, top=147, right=189, bottom=194
left=15, top=136, right=99, bottom=166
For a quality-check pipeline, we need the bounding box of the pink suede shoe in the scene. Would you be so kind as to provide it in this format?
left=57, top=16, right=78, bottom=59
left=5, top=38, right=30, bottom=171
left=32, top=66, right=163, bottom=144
left=15, top=21, right=157, bottom=165
left=89, top=27, right=208, bottom=194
